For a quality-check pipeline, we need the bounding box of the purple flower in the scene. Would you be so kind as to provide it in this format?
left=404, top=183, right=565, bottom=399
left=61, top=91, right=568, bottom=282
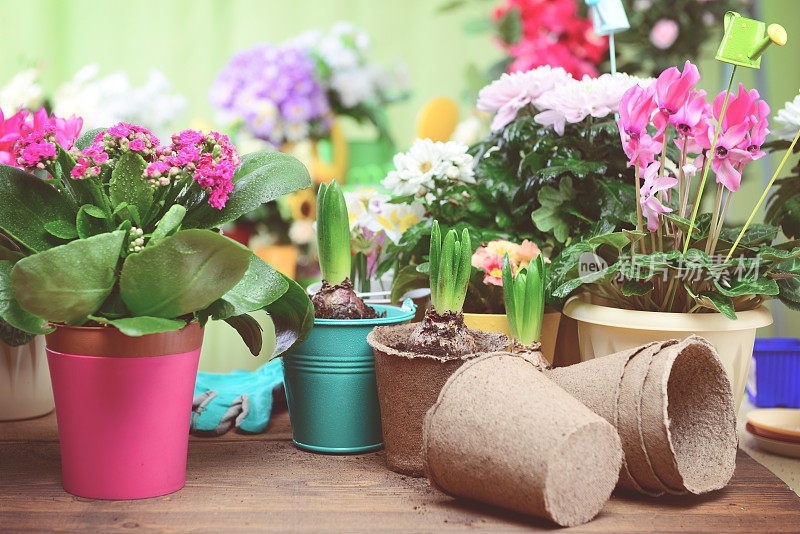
left=210, top=42, right=331, bottom=145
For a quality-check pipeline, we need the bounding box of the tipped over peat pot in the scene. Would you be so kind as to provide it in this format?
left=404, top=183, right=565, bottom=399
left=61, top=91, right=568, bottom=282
left=45, top=323, right=203, bottom=499
left=282, top=302, right=416, bottom=453
left=367, top=323, right=510, bottom=476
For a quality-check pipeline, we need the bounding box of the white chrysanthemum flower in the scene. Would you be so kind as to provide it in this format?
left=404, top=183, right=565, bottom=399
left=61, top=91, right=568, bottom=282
left=773, top=94, right=800, bottom=141
left=289, top=220, right=316, bottom=245
left=382, top=138, right=475, bottom=198
left=534, top=72, right=653, bottom=135
left=0, top=69, right=44, bottom=113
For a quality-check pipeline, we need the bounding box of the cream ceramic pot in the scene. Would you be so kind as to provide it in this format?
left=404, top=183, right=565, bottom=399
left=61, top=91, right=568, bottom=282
left=563, top=298, right=773, bottom=409
left=0, top=336, right=54, bottom=420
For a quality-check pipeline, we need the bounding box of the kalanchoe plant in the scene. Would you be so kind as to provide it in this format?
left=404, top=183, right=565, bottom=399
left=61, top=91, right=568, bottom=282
left=407, top=220, right=476, bottom=357
left=502, top=252, right=546, bottom=349
left=0, top=119, right=316, bottom=356
left=311, top=179, right=377, bottom=319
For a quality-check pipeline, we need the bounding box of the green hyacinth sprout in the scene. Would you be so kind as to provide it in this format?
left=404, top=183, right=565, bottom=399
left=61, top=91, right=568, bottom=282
left=502, top=253, right=546, bottom=347
left=429, top=220, right=472, bottom=315
left=317, top=180, right=351, bottom=285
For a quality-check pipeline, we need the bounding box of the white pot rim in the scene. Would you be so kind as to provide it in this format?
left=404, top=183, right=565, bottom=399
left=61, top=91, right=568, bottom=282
left=563, top=296, right=773, bottom=332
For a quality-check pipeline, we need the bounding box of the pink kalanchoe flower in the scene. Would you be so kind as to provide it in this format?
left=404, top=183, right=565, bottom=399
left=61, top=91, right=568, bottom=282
left=639, top=162, right=678, bottom=232
left=13, top=125, right=58, bottom=170
left=477, top=66, right=573, bottom=131
left=654, top=60, right=701, bottom=121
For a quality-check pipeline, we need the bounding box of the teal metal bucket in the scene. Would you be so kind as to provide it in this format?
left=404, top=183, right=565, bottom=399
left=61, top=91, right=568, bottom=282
left=283, top=301, right=416, bottom=454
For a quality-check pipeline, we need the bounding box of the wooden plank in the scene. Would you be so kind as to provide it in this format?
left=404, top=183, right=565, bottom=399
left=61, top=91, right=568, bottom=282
left=1, top=410, right=798, bottom=533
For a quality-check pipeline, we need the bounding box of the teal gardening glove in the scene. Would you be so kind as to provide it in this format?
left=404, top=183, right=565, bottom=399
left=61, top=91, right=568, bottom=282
left=191, top=359, right=284, bottom=436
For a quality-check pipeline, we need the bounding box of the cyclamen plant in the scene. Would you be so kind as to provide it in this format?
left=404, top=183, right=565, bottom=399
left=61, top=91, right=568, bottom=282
left=549, top=61, right=800, bottom=318
left=0, top=115, right=315, bottom=354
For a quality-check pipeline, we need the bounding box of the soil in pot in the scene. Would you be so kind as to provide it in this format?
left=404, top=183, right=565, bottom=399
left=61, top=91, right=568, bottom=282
left=368, top=308, right=510, bottom=476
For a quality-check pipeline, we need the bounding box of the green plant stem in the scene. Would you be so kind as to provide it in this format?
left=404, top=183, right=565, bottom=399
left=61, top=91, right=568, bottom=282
left=710, top=191, right=733, bottom=254
left=706, top=184, right=724, bottom=255
left=634, top=164, right=644, bottom=253
left=684, top=66, right=737, bottom=252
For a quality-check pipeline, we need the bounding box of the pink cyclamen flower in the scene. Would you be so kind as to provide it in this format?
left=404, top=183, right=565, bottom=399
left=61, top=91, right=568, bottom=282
left=672, top=90, right=711, bottom=136
left=618, top=83, right=657, bottom=140
left=654, top=61, right=701, bottom=120
left=477, top=66, right=573, bottom=131
left=51, top=115, right=83, bottom=149
left=649, top=19, right=679, bottom=50
left=640, top=162, right=678, bottom=232
left=697, top=121, right=751, bottom=192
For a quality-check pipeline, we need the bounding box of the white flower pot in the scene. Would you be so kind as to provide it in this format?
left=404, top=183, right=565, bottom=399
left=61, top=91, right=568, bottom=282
left=563, top=297, right=774, bottom=409
left=0, top=336, right=54, bottom=420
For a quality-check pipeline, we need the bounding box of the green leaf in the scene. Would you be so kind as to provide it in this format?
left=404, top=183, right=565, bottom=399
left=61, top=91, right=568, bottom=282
left=10, top=231, right=124, bottom=324
left=110, top=152, right=153, bottom=223
left=698, top=291, right=737, bottom=320
left=83, top=204, right=107, bottom=218
left=76, top=204, right=108, bottom=239
left=0, top=245, right=24, bottom=263
left=44, top=219, right=78, bottom=240
left=621, top=279, right=654, bottom=296
left=391, top=264, right=429, bottom=305
left=264, top=274, right=314, bottom=359
left=713, top=277, right=779, bottom=298
left=88, top=315, right=188, bottom=336
left=317, top=180, right=350, bottom=284
left=588, top=232, right=632, bottom=253
left=119, top=229, right=252, bottom=319
left=429, top=220, right=441, bottom=310
left=0, top=164, right=77, bottom=252
left=74, top=128, right=104, bottom=151
left=223, top=314, right=263, bottom=356
left=0, top=261, right=53, bottom=335
left=495, top=5, right=522, bottom=44
left=200, top=254, right=288, bottom=320
left=149, top=205, right=186, bottom=246
left=181, top=151, right=312, bottom=230
left=437, top=230, right=457, bottom=313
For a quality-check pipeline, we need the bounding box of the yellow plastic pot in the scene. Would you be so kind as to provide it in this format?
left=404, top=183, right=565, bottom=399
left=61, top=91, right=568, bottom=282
left=563, top=297, right=774, bottom=409
left=254, top=245, right=299, bottom=280
left=462, top=311, right=562, bottom=364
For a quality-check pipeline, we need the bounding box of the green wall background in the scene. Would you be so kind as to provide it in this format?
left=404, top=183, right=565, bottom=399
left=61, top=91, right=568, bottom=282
left=1, top=0, right=799, bottom=334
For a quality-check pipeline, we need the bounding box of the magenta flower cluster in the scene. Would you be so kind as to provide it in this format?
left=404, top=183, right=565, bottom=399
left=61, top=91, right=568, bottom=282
left=209, top=43, right=331, bottom=146
left=146, top=130, right=240, bottom=209
left=1, top=107, right=83, bottom=170
left=71, top=123, right=240, bottom=210
left=617, top=61, right=770, bottom=231
left=71, top=123, right=159, bottom=179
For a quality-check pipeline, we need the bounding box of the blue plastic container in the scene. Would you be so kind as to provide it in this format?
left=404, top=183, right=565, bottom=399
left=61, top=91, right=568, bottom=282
left=282, top=301, right=416, bottom=454
left=747, top=338, right=800, bottom=408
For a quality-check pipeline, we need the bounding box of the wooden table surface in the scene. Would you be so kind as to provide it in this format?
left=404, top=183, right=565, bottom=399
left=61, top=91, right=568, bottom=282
left=1, top=408, right=799, bottom=533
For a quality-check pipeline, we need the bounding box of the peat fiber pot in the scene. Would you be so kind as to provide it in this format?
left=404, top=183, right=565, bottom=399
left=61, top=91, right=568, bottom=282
left=45, top=323, right=203, bottom=500
left=367, top=324, right=510, bottom=476
left=463, top=310, right=561, bottom=364
left=0, top=336, right=54, bottom=420
left=563, top=297, right=773, bottom=409
left=283, top=302, right=416, bottom=454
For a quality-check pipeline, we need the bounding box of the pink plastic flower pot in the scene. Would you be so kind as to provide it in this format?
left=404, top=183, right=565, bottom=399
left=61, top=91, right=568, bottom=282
left=45, top=323, right=203, bottom=500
